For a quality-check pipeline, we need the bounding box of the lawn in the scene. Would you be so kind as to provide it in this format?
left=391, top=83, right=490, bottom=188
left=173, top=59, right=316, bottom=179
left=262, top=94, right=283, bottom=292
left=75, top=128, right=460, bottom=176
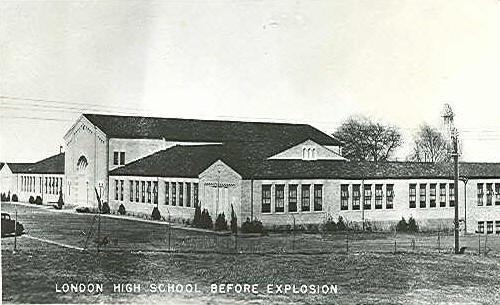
left=2, top=202, right=500, bottom=304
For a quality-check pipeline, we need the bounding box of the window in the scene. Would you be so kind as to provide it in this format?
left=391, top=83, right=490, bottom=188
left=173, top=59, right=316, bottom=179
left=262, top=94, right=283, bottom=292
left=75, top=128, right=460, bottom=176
left=275, top=185, right=285, bottom=213
left=476, top=184, right=484, bottom=201
left=477, top=221, right=484, bottom=234
left=486, top=183, right=493, bottom=206
left=288, top=185, right=298, bottom=212
left=120, top=152, right=125, bottom=165
left=153, top=181, right=158, bottom=204
left=114, top=179, right=118, bottom=200
left=449, top=183, right=455, bottom=207
left=172, top=183, right=177, bottom=206
left=363, top=184, right=372, bottom=210
left=440, top=183, right=447, bottom=207
left=496, top=221, right=500, bottom=234
left=429, top=184, right=436, bottom=208
left=130, top=181, right=134, bottom=202
left=386, top=184, right=394, bottom=209
left=419, top=184, right=426, bottom=208
left=341, top=184, right=349, bottom=210
left=314, top=185, right=323, bottom=211
left=487, top=221, right=493, bottom=234
left=113, top=152, right=119, bottom=165
left=375, top=184, right=383, bottom=209
left=186, top=183, right=191, bottom=207
left=193, top=183, right=199, bottom=207
left=135, top=181, right=139, bottom=202
left=147, top=181, right=152, bottom=203
left=409, top=184, right=416, bottom=208
left=495, top=183, right=500, bottom=205
left=179, top=183, right=184, bottom=206
left=141, top=181, right=145, bottom=203
left=165, top=182, right=169, bottom=205
left=262, top=185, right=271, bottom=213
left=352, top=184, right=360, bottom=210
left=120, top=180, right=124, bottom=201
left=301, top=184, right=311, bottom=212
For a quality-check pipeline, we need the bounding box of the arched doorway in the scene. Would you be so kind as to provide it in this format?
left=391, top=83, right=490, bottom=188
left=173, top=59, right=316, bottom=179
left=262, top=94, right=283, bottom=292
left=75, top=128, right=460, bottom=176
left=75, top=155, right=90, bottom=206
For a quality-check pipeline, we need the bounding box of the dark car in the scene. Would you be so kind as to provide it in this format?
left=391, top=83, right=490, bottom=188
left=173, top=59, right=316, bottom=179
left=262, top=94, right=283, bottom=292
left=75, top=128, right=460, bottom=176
left=1, top=213, right=24, bottom=237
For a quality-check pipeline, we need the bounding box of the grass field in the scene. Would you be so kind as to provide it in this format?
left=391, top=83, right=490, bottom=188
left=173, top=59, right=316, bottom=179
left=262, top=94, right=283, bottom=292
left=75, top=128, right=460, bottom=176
left=2, top=202, right=500, bottom=304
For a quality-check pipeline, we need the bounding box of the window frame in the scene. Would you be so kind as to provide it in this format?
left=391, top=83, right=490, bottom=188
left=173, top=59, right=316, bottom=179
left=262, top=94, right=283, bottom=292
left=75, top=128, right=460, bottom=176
left=340, top=184, right=349, bottom=211
left=409, top=184, right=416, bottom=208
left=261, top=185, right=271, bottom=213
left=301, top=184, right=311, bottom=212
left=375, top=184, right=383, bottom=209
left=275, top=185, right=285, bottom=213
left=288, top=184, right=298, bottom=212
left=313, top=184, right=323, bottom=211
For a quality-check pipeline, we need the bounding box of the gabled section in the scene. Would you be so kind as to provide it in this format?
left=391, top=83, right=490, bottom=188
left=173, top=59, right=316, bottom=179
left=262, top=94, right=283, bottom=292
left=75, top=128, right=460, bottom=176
left=268, top=139, right=346, bottom=161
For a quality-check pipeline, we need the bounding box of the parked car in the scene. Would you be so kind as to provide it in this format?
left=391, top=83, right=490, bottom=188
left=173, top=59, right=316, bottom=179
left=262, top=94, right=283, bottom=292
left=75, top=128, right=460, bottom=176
left=1, top=213, right=24, bottom=237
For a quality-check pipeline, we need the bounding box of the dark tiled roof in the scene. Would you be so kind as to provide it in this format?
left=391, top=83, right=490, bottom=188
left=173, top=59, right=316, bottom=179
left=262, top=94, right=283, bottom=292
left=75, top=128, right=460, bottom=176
left=109, top=145, right=225, bottom=178
left=7, top=163, right=35, bottom=174
left=21, top=153, right=65, bottom=175
left=222, top=160, right=500, bottom=180
left=83, top=113, right=341, bottom=146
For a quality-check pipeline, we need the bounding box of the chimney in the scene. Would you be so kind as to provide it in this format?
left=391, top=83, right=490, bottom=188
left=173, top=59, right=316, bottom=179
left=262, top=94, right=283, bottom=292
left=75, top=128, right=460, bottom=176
left=59, top=145, right=63, bottom=154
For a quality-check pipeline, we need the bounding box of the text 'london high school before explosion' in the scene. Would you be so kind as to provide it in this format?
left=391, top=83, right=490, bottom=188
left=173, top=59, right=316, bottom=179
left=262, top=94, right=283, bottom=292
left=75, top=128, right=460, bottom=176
left=1, top=113, right=500, bottom=234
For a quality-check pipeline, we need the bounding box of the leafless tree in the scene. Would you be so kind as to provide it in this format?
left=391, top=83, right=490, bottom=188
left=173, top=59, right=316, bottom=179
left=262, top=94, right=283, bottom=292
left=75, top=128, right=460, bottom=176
left=333, top=116, right=403, bottom=162
left=408, top=124, right=450, bottom=162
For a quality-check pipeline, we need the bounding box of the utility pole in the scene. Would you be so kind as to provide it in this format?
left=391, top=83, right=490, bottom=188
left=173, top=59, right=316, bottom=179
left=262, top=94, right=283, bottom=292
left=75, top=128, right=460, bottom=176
left=452, top=130, right=460, bottom=254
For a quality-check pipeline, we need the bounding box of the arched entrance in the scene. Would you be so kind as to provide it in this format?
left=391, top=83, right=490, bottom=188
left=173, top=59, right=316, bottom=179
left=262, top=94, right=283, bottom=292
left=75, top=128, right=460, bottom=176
left=75, top=155, right=90, bottom=206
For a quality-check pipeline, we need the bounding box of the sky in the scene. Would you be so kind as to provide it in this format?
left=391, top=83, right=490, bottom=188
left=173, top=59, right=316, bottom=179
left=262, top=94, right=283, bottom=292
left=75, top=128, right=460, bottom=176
left=1, top=0, right=500, bottom=162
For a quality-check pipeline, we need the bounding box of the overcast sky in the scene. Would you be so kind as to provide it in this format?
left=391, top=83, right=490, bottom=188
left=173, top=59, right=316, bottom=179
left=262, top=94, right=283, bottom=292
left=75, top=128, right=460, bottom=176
left=1, top=0, right=500, bottom=162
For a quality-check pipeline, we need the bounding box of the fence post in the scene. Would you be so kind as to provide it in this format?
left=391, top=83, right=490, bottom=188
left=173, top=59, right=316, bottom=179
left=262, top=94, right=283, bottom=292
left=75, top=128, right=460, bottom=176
left=437, top=232, right=441, bottom=253
left=168, top=226, right=171, bottom=251
left=346, top=233, right=349, bottom=254
left=478, top=235, right=481, bottom=255
left=412, top=238, right=415, bottom=251
left=484, top=234, right=488, bottom=256
left=394, top=240, right=397, bottom=254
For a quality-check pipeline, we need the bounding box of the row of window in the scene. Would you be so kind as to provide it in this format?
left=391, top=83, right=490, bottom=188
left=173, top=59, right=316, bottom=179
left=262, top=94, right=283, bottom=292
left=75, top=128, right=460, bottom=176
left=477, top=221, right=500, bottom=234
left=113, top=151, right=126, bottom=166
left=261, top=184, right=323, bottom=213
left=340, top=184, right=394, bottom=210
left=164, top=182, right=198, bottom=207
left=409, top=183, right=455, bottom=208
left=477, top=183, right=500, bottom=206
left=115, top=180, right=159, bottom=204
left=114, top=180, right=199, bottom=208
left=21, top=175, right=62, bottom=195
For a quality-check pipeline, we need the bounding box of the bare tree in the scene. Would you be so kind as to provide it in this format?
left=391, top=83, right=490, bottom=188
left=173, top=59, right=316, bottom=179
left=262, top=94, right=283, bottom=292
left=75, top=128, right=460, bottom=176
left=409, top=124, right=450, bottom=162
left=333, top=116, right=403, bottom=162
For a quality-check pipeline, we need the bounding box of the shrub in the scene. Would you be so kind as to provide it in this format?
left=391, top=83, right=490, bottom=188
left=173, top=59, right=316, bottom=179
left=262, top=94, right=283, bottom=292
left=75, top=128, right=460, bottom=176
left=407, top=217, right=419, bottom=233
left=0, top=193, right=5, bottom=202
left=101, top=202, right=110, bottom=214
left=200, top=209, right=213, bottom=230
left=35, top=196, right=43, bottom=205
left=396, top=217, right=408, bottom=232
left=215, top=213, right=228, bottom=231
left=76, top=207, right=91, bottom=213
left=241, top=218, right=265, bottom=234
left=7, top=191, right=10, bottom=202
left=322, top=216, right=338, bottom=232
left=28, top=196, right=35, bottom=204
left=118, top=204, right=126, bottom=215
left=230, top=204, right=238, bottom=234
left=151, top=207, right=161, bottom=220
left=11, top=194, right=18, bottom=202
left=192, top=204, right=202, bottom=228
left=57, top=187, right=64, bottom=209
left=337, top=216, right=348, bottom=231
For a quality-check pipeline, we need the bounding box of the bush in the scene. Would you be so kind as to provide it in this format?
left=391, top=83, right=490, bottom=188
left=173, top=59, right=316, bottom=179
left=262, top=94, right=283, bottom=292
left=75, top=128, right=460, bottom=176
left=200, top=209, right=213, bottom=230
left=57, top=187, right=64, bottom=209
left=396, top=217, right=408, bottom=232
left=28, top=196, right=35, bottom=204
left=11, top=194, right=18, bottom=202
left=1, top=193, right=5, bottom=202
left=215, top=213, right=228, bottom=231
left=241, top=218, right=265, bottom=234
left=151, top=207, right=161, bottom=220
left=337, top=216, right=348, bottom=231
left=230, top=204, right=238, bottom=234
left=76, top=207, right=91, bottom=213
left=7, top=191, right=10, bottom=202
left=118, top=204, right=126, bottom=215
left=35, top=196, right=43, bottom=205
left=408, top=217, right=419, bottom=232
left=101, top=202, right=110, bottom=214
left=192, top=204, right=202, bottom=228
left=322, top=216, right=338, bottom=232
